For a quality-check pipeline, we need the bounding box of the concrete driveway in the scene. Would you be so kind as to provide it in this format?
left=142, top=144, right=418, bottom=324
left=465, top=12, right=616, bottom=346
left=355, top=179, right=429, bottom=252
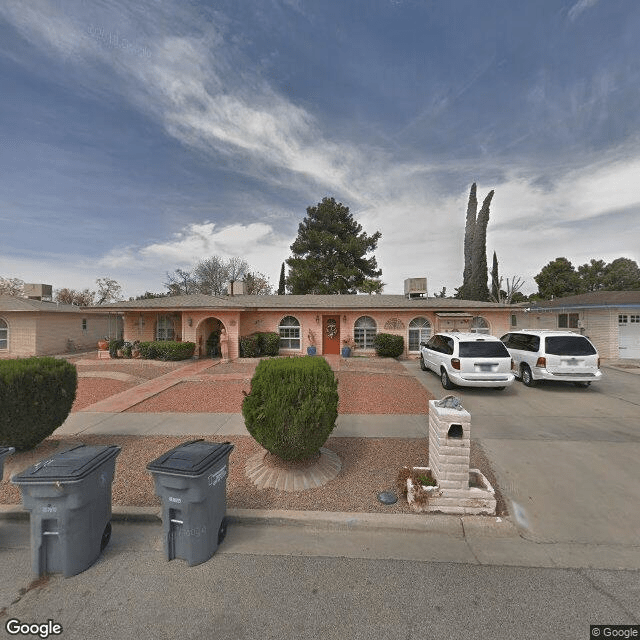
left=403, top=360, right=640, bottom=550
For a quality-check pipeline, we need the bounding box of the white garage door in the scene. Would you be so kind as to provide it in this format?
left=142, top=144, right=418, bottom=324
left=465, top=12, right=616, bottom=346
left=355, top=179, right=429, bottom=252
left=618, top=314, right=640, bottom=358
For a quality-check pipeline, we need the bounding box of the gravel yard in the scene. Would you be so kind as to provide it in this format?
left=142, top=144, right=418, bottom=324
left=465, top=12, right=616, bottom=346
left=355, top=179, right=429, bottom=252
left=0, top=434, right=507, bottom=516
left=4, top=356, right=506, bottom=517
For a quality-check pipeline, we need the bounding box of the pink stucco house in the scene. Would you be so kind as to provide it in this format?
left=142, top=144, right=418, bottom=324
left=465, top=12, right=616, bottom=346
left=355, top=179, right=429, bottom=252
left=101, top=293, right=516, bottom=360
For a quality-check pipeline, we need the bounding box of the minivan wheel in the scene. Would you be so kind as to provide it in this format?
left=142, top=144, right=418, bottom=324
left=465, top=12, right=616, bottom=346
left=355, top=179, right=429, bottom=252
left=521, top=365, right=535, bottom=387
left=419, top=355, right=427, bottom=371
left=574, top=381, right=591, bottom=388
left=440, top=369, right=454, bottom=390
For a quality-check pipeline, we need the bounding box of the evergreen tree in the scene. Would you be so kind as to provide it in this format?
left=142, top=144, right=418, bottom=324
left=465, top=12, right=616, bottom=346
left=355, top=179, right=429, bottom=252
left=534, top=257, right=582, bottom=299
left=460, top=183, right=477, bottom=298
left=277, top=262, right=286, bottom=295
left=286, top=197, right=382, bottom=294
left=490, top=251, right=500, bottom=301
left=467, top=190, right=493, bottom=301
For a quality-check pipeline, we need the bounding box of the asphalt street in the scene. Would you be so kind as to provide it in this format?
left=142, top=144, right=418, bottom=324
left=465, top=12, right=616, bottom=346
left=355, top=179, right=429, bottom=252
left=1, top=521, right=639, bottom=640
left=1, top=362, right=639, bottom=639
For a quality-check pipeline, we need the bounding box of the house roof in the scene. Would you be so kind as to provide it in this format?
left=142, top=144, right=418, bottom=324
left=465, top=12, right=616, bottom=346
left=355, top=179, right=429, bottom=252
left=0, top=295, right=112, bottom=314
left=530, top=290, right=640, bottom=309
left=97, top=294, right=514, bottom=312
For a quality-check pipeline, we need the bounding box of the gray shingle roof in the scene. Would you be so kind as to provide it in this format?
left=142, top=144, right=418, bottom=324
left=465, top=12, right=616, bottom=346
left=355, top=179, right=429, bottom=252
left=531, top=290, right=640, bottom=308
left=98, top=294, right=513, bottom=311
left=0, top=295, right=115, bottom=313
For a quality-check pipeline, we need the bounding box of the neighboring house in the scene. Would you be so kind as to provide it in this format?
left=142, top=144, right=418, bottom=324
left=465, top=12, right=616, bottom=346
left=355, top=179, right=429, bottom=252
left=99, top=293, right=516, bottom=360
left=511, top=291, right=640, bottom=359
left=0, top=296, right=121, bottom=359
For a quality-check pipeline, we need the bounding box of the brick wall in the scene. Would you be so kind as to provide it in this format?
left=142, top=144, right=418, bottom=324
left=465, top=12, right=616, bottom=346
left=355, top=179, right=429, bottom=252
left=0, top=312, right=117, bottom=358
left=513, top=308, right=619, bottom=359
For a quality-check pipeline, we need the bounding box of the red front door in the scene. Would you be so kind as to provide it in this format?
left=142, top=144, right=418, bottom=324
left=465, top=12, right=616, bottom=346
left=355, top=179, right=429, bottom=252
left=322, top=316, right=341, bottom=355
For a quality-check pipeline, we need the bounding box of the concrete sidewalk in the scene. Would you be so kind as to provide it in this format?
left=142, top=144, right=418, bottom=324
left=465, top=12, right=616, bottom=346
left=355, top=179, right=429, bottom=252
left=55, top=411, right=428, bottom=438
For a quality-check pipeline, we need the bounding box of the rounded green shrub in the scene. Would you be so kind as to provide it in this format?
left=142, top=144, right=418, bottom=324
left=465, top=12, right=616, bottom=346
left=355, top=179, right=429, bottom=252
left=239, top=334, right=260, bottom=358
left=0, top=357, right=77, bottom=451
left=242, top=356, right=339, bottom=461
left=258, top=332, right=280, bottom=356
left=138, top=341, right=195, bottom=360
left=373, top=333, right=404, bottom=358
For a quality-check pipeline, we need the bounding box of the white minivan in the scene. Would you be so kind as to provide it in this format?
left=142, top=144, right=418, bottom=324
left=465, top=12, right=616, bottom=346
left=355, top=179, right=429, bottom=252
left=420, top=332, right=515, bottom=390
left=500, top=330, right=602, bottom=387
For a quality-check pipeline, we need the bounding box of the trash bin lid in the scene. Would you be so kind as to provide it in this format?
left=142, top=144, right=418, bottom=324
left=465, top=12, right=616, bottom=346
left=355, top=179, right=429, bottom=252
left=147, top=440, right=233, bottom=476
left=12, top=444, right=121, bottom=483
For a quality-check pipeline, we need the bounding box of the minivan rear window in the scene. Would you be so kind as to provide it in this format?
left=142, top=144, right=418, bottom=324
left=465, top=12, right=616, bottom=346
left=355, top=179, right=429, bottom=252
left=544, top=336, right=597, bottom=356
left=459, top=342, right=510, bottom=357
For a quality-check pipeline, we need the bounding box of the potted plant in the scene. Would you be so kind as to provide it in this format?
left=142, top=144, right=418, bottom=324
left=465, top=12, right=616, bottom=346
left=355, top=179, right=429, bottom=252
left=307, top=329, right=317, bottom=356
left=397, top=466, right=441, bottom=510
left=341, top=336, right=355, bottom=358
left=97, top=338, right=109, bottom=351
left=131, top=340, right=141, bottom=358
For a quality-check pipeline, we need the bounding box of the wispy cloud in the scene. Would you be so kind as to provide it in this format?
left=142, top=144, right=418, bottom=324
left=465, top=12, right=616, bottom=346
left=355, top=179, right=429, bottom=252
left=568, top=0, right=600, bottom=21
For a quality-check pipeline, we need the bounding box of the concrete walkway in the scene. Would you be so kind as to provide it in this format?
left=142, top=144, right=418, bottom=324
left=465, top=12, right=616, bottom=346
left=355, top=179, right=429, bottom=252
left=78, top=357, right=219, bottom=412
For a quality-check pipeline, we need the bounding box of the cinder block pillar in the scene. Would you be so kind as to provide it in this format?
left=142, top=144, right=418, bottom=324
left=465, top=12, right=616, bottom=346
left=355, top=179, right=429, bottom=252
left=428, top=397, right=470, bottom=491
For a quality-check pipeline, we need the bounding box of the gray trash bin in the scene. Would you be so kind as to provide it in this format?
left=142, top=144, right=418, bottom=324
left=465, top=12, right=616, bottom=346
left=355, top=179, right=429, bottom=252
left=147, top=440, right=234, bottom=566
left=12, top=444, right=121, bottom=577
left=0, top=446, right=14, bottom=480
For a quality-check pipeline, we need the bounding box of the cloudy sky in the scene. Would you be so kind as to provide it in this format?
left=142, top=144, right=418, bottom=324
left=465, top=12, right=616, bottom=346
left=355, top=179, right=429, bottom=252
left=1, top=0, right=639, bottom=299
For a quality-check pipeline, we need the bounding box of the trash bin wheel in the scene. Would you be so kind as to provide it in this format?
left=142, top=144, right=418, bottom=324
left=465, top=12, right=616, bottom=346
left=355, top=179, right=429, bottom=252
left=218, top=517, right=228, bottom=545
left=100, top=522, right=112, bottom=551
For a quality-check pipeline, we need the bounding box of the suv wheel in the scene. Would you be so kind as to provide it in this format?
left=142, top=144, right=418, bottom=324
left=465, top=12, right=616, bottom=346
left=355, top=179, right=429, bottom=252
left=419, top=355, right=427, bottom=371
left=440, top=368, right=454, bottom=390
left=521, top=364, right=535, bottom=387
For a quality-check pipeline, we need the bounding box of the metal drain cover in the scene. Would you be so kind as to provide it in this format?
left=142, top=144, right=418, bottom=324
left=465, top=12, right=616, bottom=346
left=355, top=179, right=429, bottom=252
left=377, top=491, right=398, bottom=505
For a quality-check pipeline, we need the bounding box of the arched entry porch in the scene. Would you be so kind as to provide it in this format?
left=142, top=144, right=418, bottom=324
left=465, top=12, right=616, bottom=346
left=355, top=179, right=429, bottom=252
left=195, top=317, right=227, bottom=359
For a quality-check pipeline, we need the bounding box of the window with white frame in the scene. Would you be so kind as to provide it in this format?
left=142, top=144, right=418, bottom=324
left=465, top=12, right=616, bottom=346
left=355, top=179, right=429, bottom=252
left=558, top=313, right=579, bottom=328
left=279, top=316, right=300, bottom=349
left=0, top=318, right=7, bottom=350
left=470, top=316, right=490, bottom=334
left=619, top=315, right=627, bottom=324
left=408, top=317, right=432, bottom=351
left=82, top=318, right=87, bottom=332
left=354, top=316, right=377, bottom=349
left=156, top=315, right=174, bottom=341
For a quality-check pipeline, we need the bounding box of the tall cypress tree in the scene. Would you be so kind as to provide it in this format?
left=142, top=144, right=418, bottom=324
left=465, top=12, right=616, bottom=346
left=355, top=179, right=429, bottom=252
left=490, top=251, right=500, bottom=301
left=461, top=183, right=477, bottom=299
left=277, top=262, right=286, bottom=295
left=468, top=190, right=493, bottom=301
left=286, top=197, right=382, bottom=294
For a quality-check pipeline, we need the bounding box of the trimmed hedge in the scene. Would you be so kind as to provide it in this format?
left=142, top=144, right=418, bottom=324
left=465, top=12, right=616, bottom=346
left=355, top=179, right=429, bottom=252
left=239, top=332, right=280, bottom=358
left=0, top=357, right=77, bottom=451
left=373, top=333, right=404, bottom=358
left=138, top=341, right=195, bottom=361
left=242, top=356, right=338, bottom=461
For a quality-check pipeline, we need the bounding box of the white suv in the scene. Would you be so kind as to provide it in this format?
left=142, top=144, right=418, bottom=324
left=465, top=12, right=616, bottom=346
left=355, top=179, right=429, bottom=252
left=419, top=332, right=515, bottom=390
left=500, top=330, right=602, bottom=387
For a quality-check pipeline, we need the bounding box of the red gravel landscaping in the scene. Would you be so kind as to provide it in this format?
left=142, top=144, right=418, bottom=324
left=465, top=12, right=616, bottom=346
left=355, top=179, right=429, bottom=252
left=71, top=378, right=138, bottom=412
left=68, top=357, right=434, bottom=414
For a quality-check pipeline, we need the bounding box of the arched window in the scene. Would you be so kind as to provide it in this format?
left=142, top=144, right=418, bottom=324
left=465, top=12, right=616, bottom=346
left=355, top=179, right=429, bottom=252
left=156, top=315, right=175, bottom=341
left=354, top=316, right=377, bottom=349
left=0, top=318, right=8, bottom=350
left=279, top=316, right=300, bottom=349
left=408, top=317, right=432, bottom=351
left=470, top=316, right=490, bottom=334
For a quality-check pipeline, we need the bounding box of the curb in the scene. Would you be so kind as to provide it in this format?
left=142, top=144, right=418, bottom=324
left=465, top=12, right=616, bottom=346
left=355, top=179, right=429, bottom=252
left=0, top=504, right=517, bottom=537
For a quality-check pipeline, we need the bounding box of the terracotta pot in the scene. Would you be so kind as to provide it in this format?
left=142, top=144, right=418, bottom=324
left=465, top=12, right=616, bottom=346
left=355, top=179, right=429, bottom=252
left=97, top=340, right=109, bottom=351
